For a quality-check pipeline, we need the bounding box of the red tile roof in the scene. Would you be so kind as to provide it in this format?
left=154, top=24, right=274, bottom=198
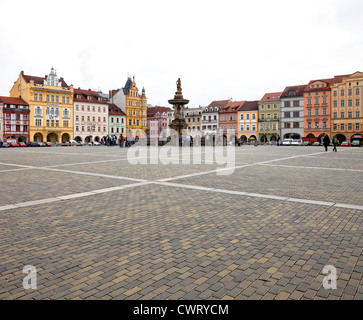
left=280, top=85, right=307, bottom=98
left=147, top=106, right=173, bottom=117
left=21, top=71, right=69, bottom=87
left=260, top=92, right=282, bottom=102
left=0, top=96, right=28, bottom=106
left=304, top=74, right=351, bottom=92
left=74, top=88, right=107, bottom=104
left=108, top=104, right=126, bottom=116
left=238, top=100, right=259, bottom=112
left=206, top=100, right=230, bottom=109
left=220, top=101, right=246, bottom=113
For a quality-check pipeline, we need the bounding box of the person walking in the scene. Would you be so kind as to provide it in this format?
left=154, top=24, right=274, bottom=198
left=332, top=136, right=338, bottom=152
left=323, top=134, right=330, bottom=152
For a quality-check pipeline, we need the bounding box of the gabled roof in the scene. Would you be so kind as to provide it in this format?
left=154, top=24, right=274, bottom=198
left=206, top=100, right=230, bottom=109
left=0, top=96, right=28, bottom=106
left=74, top=88, right=107, bottom=104
left=238, top=100, right=259, bottom=112
left=304, top=75, right=350, bottom=92
left=108, top=104, right=126, bottom=116
left=147, top=106, right=173, bottom=117
left=280, top=85, right=307, bottom=98
left=220, top=101, right=246, bottom=113
left=260, top=92, right=282, bottom=102
left=21, top=71, right=69, bottom=87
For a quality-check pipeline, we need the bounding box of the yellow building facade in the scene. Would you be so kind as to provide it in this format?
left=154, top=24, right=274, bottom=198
left=10, top=68, right=74, bottom=143
left=237, top=101, right=259, bottom=143
left=125, top=77, right=147, bottom=138
left=330, top=71, right=363, bottom=143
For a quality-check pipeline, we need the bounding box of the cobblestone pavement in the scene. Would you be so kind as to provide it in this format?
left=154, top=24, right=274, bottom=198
left=0, top=145, right=362, bottom=300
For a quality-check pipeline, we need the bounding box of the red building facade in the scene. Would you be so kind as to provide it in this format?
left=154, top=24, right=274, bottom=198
left=0, top=96, right=30, bottom=143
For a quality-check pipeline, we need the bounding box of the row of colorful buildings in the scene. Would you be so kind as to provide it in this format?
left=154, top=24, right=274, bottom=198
left=1, top=68, right=363, bottom=144
left=183, top=71, right=363, bottom=144
left=0, top=68, right=150, bottom=144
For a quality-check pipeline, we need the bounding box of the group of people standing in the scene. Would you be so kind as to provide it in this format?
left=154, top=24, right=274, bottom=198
left=100, top=135, right=134, bottom=147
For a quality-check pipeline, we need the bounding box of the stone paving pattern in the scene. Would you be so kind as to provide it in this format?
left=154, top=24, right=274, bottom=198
left=0, top=145, right=362, bottom=300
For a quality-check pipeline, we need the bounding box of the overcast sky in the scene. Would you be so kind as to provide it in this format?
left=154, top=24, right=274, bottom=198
left=1, top=0, right=363, bottom=108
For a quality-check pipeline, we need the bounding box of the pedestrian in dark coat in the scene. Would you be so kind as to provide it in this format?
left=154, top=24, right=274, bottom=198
left=323, top=135, right=330, bottom=152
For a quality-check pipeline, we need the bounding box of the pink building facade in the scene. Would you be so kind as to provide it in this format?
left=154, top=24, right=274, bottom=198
left=147, top=106, right=173, bottom=139
left=73, top=88, right=108, bottom=143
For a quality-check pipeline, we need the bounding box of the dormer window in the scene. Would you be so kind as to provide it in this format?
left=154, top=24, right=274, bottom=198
left=77, top=95, right=81, bottom=99
left=87, top=96, right=91, bottom=100
left=288, top=90, right=297, bottom=96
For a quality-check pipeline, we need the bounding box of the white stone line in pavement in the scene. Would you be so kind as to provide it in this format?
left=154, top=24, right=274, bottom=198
left=0, top=161, right=36, bottom=168
left=157, top=150, right=329, bottom=182
left=304, top=155, right=363, bottom=161
left=0, top=148, right=129, bottom=158
left=0, top=182, right=151, bottom=212
left=0, top=160, right=148, bottom=182
left=0, top=168, right=34, bottom=173
left=153, top=181, right=363, bottom=211
left=259, top=163, right=363, bottom=173
left=45, top=158, right=131, bottom=168
left=35, top=167, right=147, bottom=182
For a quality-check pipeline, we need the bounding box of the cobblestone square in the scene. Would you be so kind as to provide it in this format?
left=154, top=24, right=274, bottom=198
left=0, top=145, right=362, bottom=300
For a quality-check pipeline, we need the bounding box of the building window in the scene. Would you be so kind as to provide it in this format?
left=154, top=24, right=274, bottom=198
left=322, top=122, right=327, bottom=129
left=315, top=122, right=319, bottom=129
left=284, top=101, right=290, bottom=108
left=35, top=119, right=42, bottom=127
left=322, top=108, right=327, bottom=115
left=34, top=93, right=38, bottom=101
left=315, top=108, right=319, bottom=116
left=356, top=123, right=360, bottom=130
left=348, top=100, right=353, bottom=107
left=307, top=122, right=311, bottom=129
left=348, top=112, right=352, bottom=118
left=293, top=111, right=299, bottom=118
left=76, top=126, right=79, bottom=132
left=307, top=109, right=312, bottom=116
left=340, top=112, right=345, bottom=118
left=315, top=98, right=319, bottom=104
left=322, top=97, right=327, bottom=104
left=356, top=99, right=360, bottom=106
left=341, top=90, right=345, bottom=96
left=293, top=122, right=299, bottom=128
left=63, top=121, right=69, bottom=127
left=356, top=111, right=360, bottom=118
left=333, top=112, right=337, bottom=118
left=356, top=88, right=360, bottom=95
left=348, top=123, right=352, bottom=130
left=340, top=100, right=345, bottom=107
left=333, top=101, right=337, bottom=108
left=340, top=124, right=344, bottom=130
left=285, top=122, right=291, bottom=129
left=307, top=98, right=312, bottom=105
